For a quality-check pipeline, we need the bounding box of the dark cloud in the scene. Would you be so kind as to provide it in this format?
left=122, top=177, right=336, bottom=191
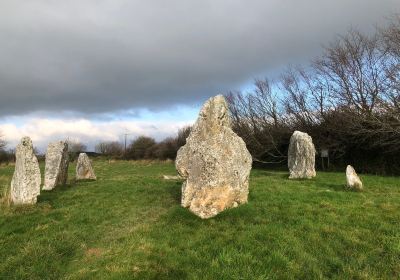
left=0, top=0, right=399, bottom=116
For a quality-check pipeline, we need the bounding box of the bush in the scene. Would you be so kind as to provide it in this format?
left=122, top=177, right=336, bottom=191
left=126, top=136, right=156, bottom=160
left=95, top=141, right=124, bottom=158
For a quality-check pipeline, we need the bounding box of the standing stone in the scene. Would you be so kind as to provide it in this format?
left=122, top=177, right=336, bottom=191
left=10, top=137, right=41, bottom=205
left=346, top=165, right=363, bottom=190
left=176, top=95, right=252, bottom=219
left=76, top=153, right=96, bottom=180
left=288, top=131, right=316, bottom=179
left=43, top=141, right=69, bottom=190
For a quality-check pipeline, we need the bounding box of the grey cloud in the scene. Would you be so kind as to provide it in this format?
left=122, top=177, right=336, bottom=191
left=0, top=0, right=399, bottom=116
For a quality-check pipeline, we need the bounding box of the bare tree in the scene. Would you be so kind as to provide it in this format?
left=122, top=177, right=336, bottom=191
left=153, top=137, right=178, bottom=160
left=226, top=79, right=288, bottom=163
left=314, top=30, right=387, bottom=114
left=176, top=126, right=192, bottom=148
left=381, top=15, right=400, bottom=112
left=95, top=141, right=124, bottom=157
left=0, top=131, right=9, bottom=164
left=0, top=130, right=6, bottom=151
left=382, top=15, right=400, bottom=57
left=226, top=22, right=400, bottom=174
left=67, top=139, right=87, bottom=153
left=281, top=67, right=318, bottom=127
left=281, top=65, right=335, bottom=124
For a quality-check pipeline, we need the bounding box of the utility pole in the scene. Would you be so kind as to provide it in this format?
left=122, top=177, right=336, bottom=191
left=124, top=133, right=128, bottom=158
left=123, top=132, right=133, bottom=160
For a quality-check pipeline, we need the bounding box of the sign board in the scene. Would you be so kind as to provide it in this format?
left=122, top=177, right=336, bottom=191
left=321, top=149, right=329, bottom=158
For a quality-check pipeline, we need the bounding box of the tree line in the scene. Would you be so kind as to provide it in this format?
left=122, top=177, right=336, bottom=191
left=226, top=16, right=400, bottom=174
left=94, top=126, right=191, bottom=160
left=0, top=127, right=191, bottom=164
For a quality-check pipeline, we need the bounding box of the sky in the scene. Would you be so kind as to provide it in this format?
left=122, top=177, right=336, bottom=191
left=1, top=0, right=399, bottom=152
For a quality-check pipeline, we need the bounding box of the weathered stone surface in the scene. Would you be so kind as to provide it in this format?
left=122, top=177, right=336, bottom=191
left=76, top=153, right=96, bottom=180
left=176, top=95, right=252, bottom=219
left=288, top=131, right=316, bottom=179
left=10, top=137, right=41, bottom=205
left=346, top=165, right=363, bottom=190
left=43, top=141, right=69, bottom=190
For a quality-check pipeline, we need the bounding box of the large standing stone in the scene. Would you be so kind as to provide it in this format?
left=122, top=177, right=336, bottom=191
left=76, top=153, right=96, bottom=180
left=176, top=95, right=252, bottom=219
left=346, top=165, right=363, bottom=190
left=10, top=137, right=41, bottom=205
left=288, top=131, right=316, bottom=179
left=43, top=141, right=69, bottom=190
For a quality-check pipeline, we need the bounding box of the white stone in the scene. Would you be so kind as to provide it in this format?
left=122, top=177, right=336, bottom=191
left=176, top=95, right=252, bottom=219
left=10, top=137, right=41, bottom=205
left=288, top=131, right=316, bottom=179
left=162, top=175, right=182, bottom=180
left=43, top=141, right=69, bottom=190
left=76, top=153, right=96, bottom=180
left=346, top=165, right=363, bottom=190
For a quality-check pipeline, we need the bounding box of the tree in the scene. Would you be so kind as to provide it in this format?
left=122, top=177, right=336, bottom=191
left=311, top=27, right=400, bottom=156
left=0, top=130, right=6, bottom=150
left=67, top=139, right=87, bottom=161
left=153, top=137, right=178, bottom=160
left=226, top=79, right=288, bottom=163
left=67, top=140, right=87, bottom=153
left=148, top=126, right=192, bottom=160
left=95, top=141, right=124, bottom=157
left=176, top=126, right=191, bottom=148
left=0, top=132, right=12, bottom=164
left=281, top=65, right=334, bottom=127
left=226, top=21, right=400, bottom=174
left=381, top=16, right=400, bottom=112
left=382, top=15, right=400, bottom=57
left=314, top=30, right=387, bottom=114
left=127, top=136, right=156, bottom=160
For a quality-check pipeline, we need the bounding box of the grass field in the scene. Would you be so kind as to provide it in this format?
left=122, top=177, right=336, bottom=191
left=0, top=160, right=399, bottom=279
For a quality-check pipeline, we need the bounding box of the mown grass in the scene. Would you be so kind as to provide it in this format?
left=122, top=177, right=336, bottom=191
left=0, top=160, right=399, bottom=279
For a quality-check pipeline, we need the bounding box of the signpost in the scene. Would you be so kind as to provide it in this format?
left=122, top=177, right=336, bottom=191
left=321, top=149, right=329, bottom=170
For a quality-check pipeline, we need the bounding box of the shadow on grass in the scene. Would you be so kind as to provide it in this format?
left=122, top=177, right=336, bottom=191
left=73, top=179, right=97, bottom=183
left=164, top=181, right=183, bottom=204
left=259, top=171, right=285, bottom=177
left=37, top=184, right=75, bottom=204
left=251, top=169, right=289, bottom=178
left=318, top=182, right=347, bottom=192
left=280, top=173, right=290, bottom=179
left=40, top=183, right=74, bottom=193
left=286, top=176, right=319, bottom=184
left=160, top=195, right=258, bottom=227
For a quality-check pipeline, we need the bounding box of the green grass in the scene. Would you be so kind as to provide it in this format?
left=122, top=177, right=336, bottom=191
left=0, top=160, right=399, bottom=279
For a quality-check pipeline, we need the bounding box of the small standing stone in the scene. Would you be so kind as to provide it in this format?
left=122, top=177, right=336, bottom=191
left=10, top=137, right=41, bottom=205
left=76, top=153, right=96, bottom=180
left=43, top=141, right=69, bottom=190
left=176, top=95, right=252, bottom=219
left=288, top=131, right=316, bottom=179
left=346, top=165, right=363, bottom=190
